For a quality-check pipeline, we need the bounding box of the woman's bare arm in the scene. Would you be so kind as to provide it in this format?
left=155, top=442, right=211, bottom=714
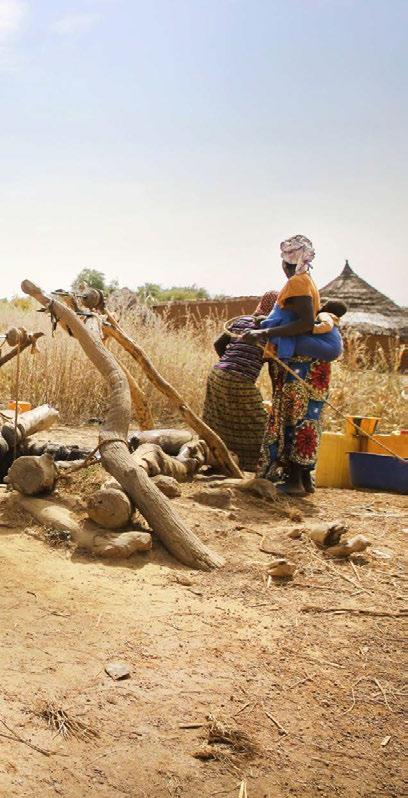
left=240, top=296, right=315, bottom=343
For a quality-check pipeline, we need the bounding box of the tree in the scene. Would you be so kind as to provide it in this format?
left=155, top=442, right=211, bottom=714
left=135, top=283, right=210, bottom=304
left=71, top=269, right=118, bottom=293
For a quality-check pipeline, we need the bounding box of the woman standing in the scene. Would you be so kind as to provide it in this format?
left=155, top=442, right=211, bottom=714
left=202, top=294, right=277, bottom=472
left=241, top=235, right=331, bottom=495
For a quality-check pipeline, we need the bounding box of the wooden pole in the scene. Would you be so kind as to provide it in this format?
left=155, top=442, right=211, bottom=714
left=21, top=280, right=224, bottom=570
left=102, top=314, right=244, bottom=478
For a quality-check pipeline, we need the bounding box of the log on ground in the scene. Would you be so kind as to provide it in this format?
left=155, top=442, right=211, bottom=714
left=12, top=494, right=152, bottom=558
left=2, top=404, right=59, bottom=448
left=7, top=453, right=56, bottom=495
left=87, top=487, right=133, bottom=529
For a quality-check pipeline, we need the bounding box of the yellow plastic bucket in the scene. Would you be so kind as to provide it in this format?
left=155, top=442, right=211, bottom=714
left=345, top=416, right=381, bottom=437
left=315, top=432, right=360, bottom=489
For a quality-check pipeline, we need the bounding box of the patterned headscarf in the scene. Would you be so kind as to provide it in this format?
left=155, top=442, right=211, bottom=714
left=280, top=234, right=315, bottom=275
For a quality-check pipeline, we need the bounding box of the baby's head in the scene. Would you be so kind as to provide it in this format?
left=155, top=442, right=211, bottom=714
left=320, top=299, right=347, bottom=318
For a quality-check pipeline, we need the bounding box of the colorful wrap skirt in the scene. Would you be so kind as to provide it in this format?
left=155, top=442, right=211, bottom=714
left=202, top=367, right=267, bottom=472
left=259, top=357, right=331, bottom=480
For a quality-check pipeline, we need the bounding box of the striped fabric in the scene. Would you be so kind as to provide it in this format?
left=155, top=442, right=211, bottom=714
left=215, top=316, right=264, bottom=381
left=202, top=368, right=267, bottom=472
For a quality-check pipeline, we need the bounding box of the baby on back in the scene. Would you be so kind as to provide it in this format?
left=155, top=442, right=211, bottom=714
left=261, top=299, right=347, bottom=362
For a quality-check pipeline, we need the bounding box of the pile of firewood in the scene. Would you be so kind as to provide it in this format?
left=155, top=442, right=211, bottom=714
left=2, top=284, right=243, bottom=570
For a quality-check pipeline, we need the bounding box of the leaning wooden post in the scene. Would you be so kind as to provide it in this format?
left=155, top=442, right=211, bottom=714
left=21, top=280, right=224, bottom=570
left=101, top=316, right=244, bottom=478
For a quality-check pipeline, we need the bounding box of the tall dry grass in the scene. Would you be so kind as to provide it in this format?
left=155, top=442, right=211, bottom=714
left=0, top=302, right=406, bottom=431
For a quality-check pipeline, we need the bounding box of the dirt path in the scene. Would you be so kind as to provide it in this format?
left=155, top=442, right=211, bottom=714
left=0, top=441, right=407, bottom=796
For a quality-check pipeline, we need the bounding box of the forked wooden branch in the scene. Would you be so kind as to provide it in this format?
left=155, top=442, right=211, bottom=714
left=0, top=331, right=44, bottom=367
left=102, top=315, right=244, bottom=478
left=21, top=280, right=224, bottom=570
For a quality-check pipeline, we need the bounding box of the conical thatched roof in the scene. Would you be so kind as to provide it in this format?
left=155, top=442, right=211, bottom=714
left=320, top=261, right=408, bottom=340
left=320, top=261, right=400, bottom=314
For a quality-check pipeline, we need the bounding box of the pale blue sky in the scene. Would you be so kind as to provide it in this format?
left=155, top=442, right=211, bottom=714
left=0, top=0, right=407, bottom=302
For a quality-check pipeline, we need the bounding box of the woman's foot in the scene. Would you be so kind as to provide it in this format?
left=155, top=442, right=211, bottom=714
left=276, top=464, right=306, bottom=496
left=301, top=469, right=315, bottom=494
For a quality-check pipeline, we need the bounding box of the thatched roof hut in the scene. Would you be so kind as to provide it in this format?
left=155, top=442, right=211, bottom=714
left=320, top=261, right=408, bottom=342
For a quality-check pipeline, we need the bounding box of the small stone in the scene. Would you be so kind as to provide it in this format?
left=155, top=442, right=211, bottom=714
left=175, top=574, right=195, bottom=586
left=151, top=475, right=182, bottom=498
left=287, top=528, right=303, bottom=540
left=268, top=559, right=296, bottom=578
left=105, top=661, right=130, bottom=680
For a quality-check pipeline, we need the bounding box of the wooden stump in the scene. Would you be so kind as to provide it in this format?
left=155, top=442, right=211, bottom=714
left=7, top=453, right=56, bottom=495
left=87, top=487, right=133, bottom=529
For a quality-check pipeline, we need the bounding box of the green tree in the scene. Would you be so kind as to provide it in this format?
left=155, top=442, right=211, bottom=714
left=72, top=269, right=107, bottom=292
left=136, top=283, right=210, bottom=304
left=71, top=269, right=119, bottom=293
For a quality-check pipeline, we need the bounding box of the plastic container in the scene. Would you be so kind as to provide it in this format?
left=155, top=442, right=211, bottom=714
left=361, top=432, right=408, bottom=459
left=315, top=432, right=360, bottom=489
left=349, top=452, right=408, bottom=494
left=345, top=416, right=381, bottom=437
left=7, top=400, right=31, bottom=413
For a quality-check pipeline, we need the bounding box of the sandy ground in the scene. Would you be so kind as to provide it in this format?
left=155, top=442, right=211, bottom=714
left=0, top=426, right=407, bottom=798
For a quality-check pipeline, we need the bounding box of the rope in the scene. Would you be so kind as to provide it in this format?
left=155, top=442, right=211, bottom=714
left=55, top=437, right=128, bottom=480
left=223, top=317, right=407, bottom=464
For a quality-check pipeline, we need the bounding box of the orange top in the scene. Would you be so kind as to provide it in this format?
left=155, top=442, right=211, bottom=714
left=277, top=273, right=320, bottom=316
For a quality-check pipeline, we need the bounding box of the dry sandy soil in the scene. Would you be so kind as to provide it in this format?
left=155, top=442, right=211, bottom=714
left=0, top=426, right=407, bottom=798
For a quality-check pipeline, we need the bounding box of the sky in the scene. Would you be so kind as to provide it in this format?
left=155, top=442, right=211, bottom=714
left=0, top=0, right=407, bottom=303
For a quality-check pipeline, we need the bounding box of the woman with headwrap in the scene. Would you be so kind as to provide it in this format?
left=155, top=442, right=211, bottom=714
left=241, top=235, right=331, bottom=496
left=202, top=291, right=278, bottom=472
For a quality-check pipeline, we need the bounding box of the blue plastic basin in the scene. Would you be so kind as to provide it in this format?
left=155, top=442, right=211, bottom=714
left=348, top=452, right=408, bottom=494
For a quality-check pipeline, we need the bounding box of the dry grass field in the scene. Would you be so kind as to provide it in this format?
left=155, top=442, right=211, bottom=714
left=0, top=300, right=406, bottom=431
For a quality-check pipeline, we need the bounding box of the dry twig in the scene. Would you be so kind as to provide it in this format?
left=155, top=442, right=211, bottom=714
left=263, top=707, right=288, bottom=736
left=301, top=605, right=408, bottom=619
left=37, top=701, right=99, bottom=742
left=0, top=718, right=52, bottom=757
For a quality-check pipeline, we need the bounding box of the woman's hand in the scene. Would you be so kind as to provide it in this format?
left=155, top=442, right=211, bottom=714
left=239, top=329, right=266, bottom=345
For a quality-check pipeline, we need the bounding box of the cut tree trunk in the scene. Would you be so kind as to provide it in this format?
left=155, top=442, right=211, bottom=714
left=7, top=453, right=56, bottom=495
left=128, top=428, right=193, bottom=456
left=19, top=440, right=92, bottom=461
left=87, top=487, right=133, bottom=529
left=21, top=280, right=224, bottom=570
left=102, top=318, right=243, bottom=478
left=12, top=494, right=152, bottom=558
left=133, top=443, right=193, bottom=482
left=2, top=404, right=59, bottom=448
